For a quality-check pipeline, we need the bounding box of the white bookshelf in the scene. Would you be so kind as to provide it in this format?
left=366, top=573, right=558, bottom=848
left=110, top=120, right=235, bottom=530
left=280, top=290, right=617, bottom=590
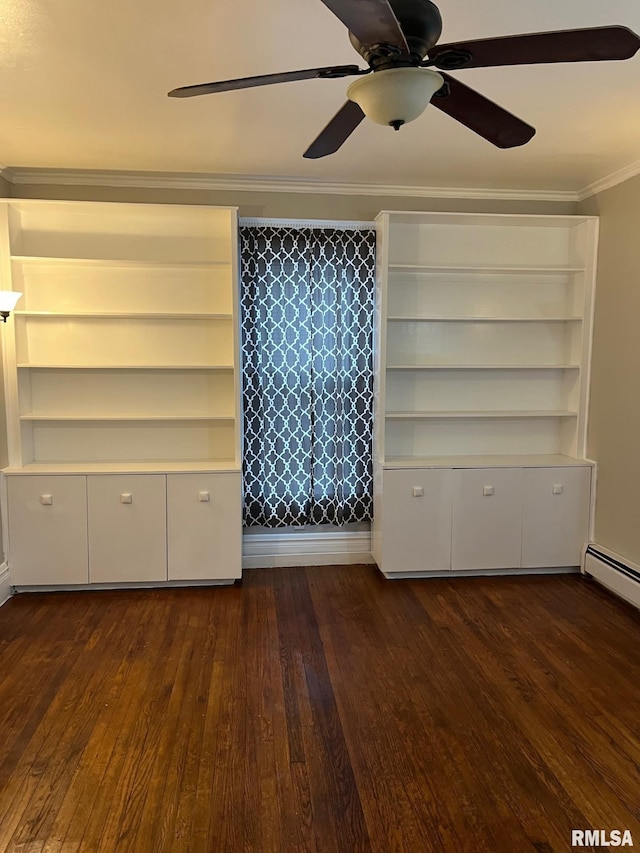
left=375, top=212, right=598, bottom=464
left=373, top=211, right=598, bottom=578
left=0, top=200, right=241, bottom=472
left=0, top=200, right=242, bottom=587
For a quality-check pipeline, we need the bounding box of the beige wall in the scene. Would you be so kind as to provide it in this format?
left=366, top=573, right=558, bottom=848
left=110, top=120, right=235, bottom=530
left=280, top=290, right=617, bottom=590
left=578, top=174, right=640, bottom=564
left=11, top=181, right=576, bottom=218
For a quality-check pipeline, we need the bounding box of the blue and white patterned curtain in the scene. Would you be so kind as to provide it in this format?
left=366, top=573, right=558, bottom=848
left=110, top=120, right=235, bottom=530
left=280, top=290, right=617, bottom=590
left=240, top=224, right=375, bottom=527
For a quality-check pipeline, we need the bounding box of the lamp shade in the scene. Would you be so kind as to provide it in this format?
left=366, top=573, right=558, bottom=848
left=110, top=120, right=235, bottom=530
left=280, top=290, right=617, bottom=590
left=347, top=67, right=444, bottom=127
left=0, top=291, right=22, bottom=313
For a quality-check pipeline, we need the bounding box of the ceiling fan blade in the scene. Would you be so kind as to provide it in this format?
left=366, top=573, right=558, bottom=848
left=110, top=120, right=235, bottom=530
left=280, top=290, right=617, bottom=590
left=318, top=0, right=408, bottom=51
left=430, top=26, right=640, bottom=69
left=431, top=74, right=535, bottom=149
left=303, top=101, right=366, bottom=159
left=168, top=65, right=364, bottom=98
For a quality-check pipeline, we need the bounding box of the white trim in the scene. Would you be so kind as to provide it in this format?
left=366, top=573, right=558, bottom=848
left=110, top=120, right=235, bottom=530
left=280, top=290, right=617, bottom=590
left=240, top=217, right=375, bottom=230
left=384, top=566, right=578, bottom=580
left=0, top=562, right=12, bottom=607
left=577, top=159, right=640, bottom=201
left=4, top=161, right=640, bottom=203
left=13, top=579, right=237, bottom=592
left=574, top=218, right=599, bottom=460
left=242, top=529, right=373, bottom=569
left=583, top=543, right=640, bottom=611
left=2, top=167, right=577, bottom=203
left=585, top=458, right=598, bottom=544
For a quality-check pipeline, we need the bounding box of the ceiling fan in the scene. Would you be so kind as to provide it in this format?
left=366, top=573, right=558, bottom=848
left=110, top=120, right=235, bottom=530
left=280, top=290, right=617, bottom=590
left=168, top=0, right=640, bottom=158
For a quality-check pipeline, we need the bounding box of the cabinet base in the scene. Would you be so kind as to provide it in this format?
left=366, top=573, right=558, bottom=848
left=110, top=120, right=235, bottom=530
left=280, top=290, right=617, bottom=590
left=381, top=566, right=580, bottom=580
left=12, top=578, right=239, bottom=594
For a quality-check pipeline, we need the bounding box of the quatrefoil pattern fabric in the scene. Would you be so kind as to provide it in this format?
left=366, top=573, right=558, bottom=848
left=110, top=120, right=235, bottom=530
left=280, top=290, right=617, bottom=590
left=240, top=225, right=375, bottom=527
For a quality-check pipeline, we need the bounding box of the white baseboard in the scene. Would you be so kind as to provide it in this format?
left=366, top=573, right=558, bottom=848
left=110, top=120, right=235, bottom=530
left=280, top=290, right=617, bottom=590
left=242, top=529, right=373, bottom=569
left=584, top=544, right=640, bottom=611
left=0, top=562, right=12, bottom=607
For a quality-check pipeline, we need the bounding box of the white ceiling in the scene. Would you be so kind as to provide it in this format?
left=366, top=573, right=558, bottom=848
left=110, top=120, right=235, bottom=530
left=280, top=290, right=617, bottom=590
left=1, top=0, right=640, bottom=193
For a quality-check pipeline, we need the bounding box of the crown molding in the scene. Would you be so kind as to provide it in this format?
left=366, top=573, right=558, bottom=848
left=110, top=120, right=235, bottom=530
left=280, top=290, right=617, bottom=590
left=5, top=159, right=640, bottom=202
left=577, top=159, right=640, bottom=201
left=2, top=167, right=578, bottom=203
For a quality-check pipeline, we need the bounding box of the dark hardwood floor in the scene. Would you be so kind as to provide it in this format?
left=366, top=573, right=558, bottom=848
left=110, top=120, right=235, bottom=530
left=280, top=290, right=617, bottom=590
left=1, top=566, right=640, bottom=852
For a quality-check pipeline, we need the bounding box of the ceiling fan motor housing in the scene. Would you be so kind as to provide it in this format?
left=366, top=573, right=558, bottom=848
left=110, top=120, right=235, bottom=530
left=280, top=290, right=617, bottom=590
left=168, top=1, right=640, bottom=159
left=349, top=0, right=443, bottom=67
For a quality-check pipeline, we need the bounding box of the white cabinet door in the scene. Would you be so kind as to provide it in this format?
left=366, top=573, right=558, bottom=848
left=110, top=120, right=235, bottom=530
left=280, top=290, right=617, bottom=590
left=381, top=468, right=453, bottom=575
left=451, top=468, right=523, bottom=570
left=7, top=475, right=88, bottom=586
left=167, top=472, right=241, bottom=581
left=521, top=467, right=591, bottom=568
left=88, top=474, right=166, bottom=583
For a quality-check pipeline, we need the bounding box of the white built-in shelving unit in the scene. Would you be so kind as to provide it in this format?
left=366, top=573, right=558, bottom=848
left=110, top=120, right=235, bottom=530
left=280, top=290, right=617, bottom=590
left=1, top=201, right=240, bottom=471
left=373, top=211, right=599, bottom=578
left=0, top=200, right=242, bottom=586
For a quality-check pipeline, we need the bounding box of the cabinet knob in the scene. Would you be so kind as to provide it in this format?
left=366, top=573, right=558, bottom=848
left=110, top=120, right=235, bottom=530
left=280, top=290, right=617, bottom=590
left=198, top=491, right=210, bottom=502
left=552, top=483, right=564, bottom=495
left=120, top=493, right=133, bottom=504
left=483, top=485, right=494, bottom=496
left=412, top=486, right=424, bottom=497
left=40, top=494, right=53, bottom=506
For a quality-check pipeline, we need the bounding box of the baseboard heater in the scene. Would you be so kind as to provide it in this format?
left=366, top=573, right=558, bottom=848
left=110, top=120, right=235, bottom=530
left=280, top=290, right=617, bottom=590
left=584, top=544, right=640, bottom=610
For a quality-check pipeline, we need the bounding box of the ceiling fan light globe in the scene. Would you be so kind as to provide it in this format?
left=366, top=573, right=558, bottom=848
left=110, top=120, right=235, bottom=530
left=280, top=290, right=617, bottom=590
left=347, top=67, right=444, bottom=127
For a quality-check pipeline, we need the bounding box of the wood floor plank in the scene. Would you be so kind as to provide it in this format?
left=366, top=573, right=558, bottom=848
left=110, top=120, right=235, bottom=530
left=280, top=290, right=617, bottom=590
left=459, top=580, right=640, bottom=809
left=0, top=595, right=120, bottom=852
left=1, top=567, right=640, bottom=851
left=58, top=593, right=180, bottom=851
left=407, top=581, right=589, bottom=851
left=310, top=568, right=536, bottom=852
left=412, top=577, right=640, bottom=846
left=189, top=590, right=241, bottom=850
left=307, top=570, right=461, bottom=853
left=168, top=596, right=222, bottom=851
